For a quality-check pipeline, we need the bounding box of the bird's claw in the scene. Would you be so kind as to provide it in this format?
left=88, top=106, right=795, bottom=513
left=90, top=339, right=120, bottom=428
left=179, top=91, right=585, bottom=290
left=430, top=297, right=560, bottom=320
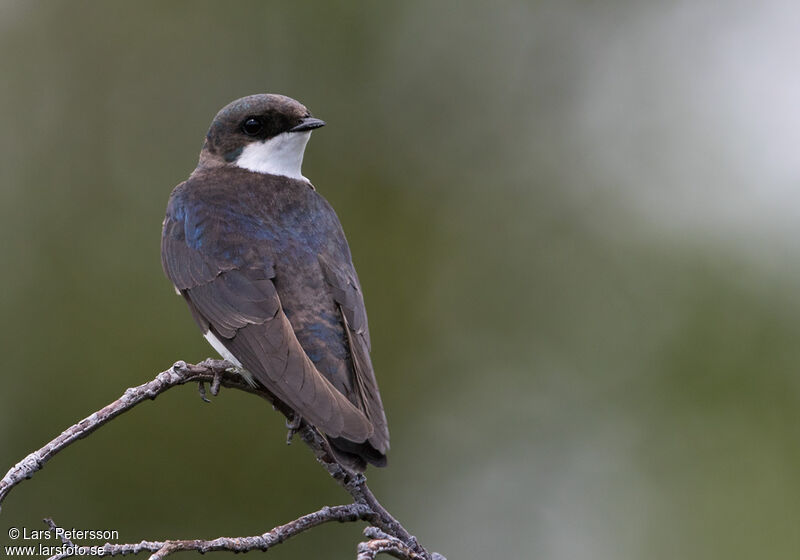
left=285, top=413, right=302, bottom=444
left=197, top=381, right=211, bottom=403
left=210, top=370, right=222, bottom=396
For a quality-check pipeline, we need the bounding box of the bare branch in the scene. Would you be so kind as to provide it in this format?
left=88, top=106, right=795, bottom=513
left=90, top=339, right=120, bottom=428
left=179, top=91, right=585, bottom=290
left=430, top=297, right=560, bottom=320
left=44, top=505, right=370, bottom=560
left=0, top=359, right=443, bottom=560
left=43, top=517, right=78, bottom=560
left=357, top=527, right=430, bottom=560
left=0, top=359, right=243, bottom=510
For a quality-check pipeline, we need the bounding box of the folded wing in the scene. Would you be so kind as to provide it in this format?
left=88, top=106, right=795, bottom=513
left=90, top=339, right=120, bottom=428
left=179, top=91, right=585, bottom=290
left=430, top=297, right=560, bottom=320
left=161, top=202, right=374, bottom=443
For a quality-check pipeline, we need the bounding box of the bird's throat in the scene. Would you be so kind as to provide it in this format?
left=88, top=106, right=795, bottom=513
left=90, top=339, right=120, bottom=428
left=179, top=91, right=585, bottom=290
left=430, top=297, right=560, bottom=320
left=234, top=131, right=312, bottom=181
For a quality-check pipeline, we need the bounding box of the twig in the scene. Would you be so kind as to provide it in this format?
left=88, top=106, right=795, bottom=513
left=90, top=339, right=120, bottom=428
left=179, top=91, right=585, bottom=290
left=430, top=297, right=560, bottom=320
left=0, top=360, right=444, bottom=560
left=43, top=517, right=78, bottom=560
left=44, top=505, right=370, bottom=560
left=357, top=527, right=430, bottom=560
left=0, top=360, right=239, bottom=510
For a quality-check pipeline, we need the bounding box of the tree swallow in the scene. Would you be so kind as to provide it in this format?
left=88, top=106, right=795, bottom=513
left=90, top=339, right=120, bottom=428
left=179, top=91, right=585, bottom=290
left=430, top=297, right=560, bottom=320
left=161, top=94, right=389, bottom=470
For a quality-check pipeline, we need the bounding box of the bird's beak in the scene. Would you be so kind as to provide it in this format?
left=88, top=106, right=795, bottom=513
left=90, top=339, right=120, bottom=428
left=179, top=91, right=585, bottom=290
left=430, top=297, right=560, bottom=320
left=290, top=117, right=326, bottom=132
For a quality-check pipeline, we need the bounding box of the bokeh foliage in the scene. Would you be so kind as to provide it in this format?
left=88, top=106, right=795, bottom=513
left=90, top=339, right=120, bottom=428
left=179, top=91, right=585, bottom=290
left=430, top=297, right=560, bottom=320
left=2, top=2, right=800, bottom=559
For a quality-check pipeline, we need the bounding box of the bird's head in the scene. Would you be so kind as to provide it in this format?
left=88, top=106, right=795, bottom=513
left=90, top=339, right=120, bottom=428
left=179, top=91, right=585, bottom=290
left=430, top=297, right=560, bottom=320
left=198, top=94, right=325, bottom=181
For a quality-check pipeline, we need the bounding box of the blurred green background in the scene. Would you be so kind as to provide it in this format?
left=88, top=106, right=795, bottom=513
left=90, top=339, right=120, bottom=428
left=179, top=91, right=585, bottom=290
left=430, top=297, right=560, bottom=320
left=2, top=1, right=800, bottom=559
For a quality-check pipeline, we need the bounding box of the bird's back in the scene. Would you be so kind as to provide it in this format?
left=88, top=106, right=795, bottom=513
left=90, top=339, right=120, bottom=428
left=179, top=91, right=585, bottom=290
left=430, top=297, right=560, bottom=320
left=162, top=167, right=389, bottom=469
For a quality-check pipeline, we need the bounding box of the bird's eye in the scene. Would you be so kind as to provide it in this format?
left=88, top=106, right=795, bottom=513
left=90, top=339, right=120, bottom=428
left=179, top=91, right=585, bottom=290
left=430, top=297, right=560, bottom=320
left=242, top=117, right=264, bottom=136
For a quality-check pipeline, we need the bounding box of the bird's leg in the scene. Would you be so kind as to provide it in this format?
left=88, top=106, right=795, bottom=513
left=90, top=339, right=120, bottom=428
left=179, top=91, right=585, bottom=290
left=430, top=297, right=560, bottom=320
left=196, top=367, right=223, bottom=401
left=210, top=369, right=222, bottom=396
left=285, top=412, right=302, bottom=444
left=197, top=381, right=211, bottom=403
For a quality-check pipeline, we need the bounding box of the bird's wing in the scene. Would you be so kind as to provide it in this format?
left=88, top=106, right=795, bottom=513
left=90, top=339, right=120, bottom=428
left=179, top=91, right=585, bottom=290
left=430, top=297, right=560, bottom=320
left=161, top=195, right=374, bottom=443
left=319, top=255, right=390, bottom=453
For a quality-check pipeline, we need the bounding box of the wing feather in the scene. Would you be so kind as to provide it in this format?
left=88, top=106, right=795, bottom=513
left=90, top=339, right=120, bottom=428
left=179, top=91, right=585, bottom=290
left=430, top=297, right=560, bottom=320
left=162, top=201, right=373, bottom=443
left=319, top=255, right=389, bottom=454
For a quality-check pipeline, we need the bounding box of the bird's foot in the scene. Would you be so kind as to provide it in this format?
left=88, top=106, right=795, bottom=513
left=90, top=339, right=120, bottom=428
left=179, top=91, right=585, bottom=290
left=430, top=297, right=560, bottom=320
left=285, top=413, right=302, bottom=444
left=210, top=369, right=222, bottom=396
left=197, top=369, right=224, bottom=402
left=197, top=381, right=211, bottom=403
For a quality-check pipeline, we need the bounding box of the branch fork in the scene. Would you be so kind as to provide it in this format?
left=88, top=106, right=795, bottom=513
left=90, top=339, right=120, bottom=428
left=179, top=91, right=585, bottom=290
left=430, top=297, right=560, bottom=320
left=0, top=360, right=444, bottom=560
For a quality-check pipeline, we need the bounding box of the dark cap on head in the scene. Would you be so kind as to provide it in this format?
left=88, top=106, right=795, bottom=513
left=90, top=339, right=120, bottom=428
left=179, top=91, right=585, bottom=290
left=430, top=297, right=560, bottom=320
left=199, top=94, right=325, bottom=167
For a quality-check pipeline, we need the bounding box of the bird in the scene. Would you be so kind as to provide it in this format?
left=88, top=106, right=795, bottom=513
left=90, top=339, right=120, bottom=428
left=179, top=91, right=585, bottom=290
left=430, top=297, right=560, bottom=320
left=161, top=94, right=389, bottom=471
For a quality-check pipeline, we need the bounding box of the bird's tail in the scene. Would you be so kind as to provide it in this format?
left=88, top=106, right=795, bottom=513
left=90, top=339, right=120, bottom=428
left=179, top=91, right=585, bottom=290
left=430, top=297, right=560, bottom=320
left=329, top=436, right=387, bottom=473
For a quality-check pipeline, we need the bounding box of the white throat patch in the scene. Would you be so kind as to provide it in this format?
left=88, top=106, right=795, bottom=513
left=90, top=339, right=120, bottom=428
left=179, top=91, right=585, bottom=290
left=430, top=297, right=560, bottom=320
left=234, top=131, right=312, bottom=181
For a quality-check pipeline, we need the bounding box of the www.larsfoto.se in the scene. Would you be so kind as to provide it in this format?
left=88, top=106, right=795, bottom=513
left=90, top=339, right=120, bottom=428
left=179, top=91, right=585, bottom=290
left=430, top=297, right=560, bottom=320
left=4, top=544, right=106, bottom=556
